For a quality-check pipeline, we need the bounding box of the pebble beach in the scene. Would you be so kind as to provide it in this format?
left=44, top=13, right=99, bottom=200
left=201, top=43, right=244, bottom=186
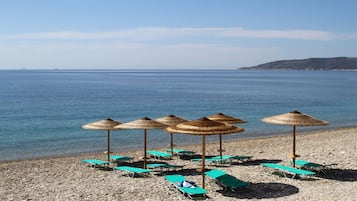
left=1, top=127, right=356, bottom=201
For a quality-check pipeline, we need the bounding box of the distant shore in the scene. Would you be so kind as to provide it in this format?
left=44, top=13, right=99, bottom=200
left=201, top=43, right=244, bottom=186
left=1, top=127, right=356, bottom=200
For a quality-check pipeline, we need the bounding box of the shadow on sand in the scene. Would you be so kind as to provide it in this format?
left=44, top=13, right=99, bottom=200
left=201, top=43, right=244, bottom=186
left=219, top=182, right=299, bottom=199
left=317, top=168, right=357, bottom=181
left=234, top=159, right=283, bottom=166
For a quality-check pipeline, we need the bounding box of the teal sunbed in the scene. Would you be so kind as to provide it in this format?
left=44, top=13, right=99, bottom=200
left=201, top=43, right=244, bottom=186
left=294, top=159, right=330, bottom=175
left=211, top=155, right=252, bottom=163
left=192, top=155, right=252, bottom=166
left=81, top=159, right=109, bottom=167
left=147, top=150, right=172, bottom=160
left=110, top=155, right=134, bottom=163
left=147, top=163, right=184, bottom=172
left=114, top=166, right=152, bottom=177
left=262, top=163, right=315, bottom=179
left=164, top=174, right=207, bottom=199
left=205, top=169, right=249, bottom=192
left=167, top=148, right=196, bottom=156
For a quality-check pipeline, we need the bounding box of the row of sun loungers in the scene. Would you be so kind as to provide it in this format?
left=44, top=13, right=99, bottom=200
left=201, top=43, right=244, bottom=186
left=82, top=156, right=330, bottom=200
left=191, top=155, right=252, bottom=166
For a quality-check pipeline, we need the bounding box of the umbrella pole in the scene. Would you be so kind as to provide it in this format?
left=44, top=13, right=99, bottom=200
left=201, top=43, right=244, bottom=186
left=219, top=134, right=223, bottom=160
left=292, top=125, right=296, bottom=167
left=144, top=129, right=147, bottom=169
left=170, top=133, right=174, bottom=156
left=202, top=135, right=206, bottom=189
left=107, top=130, right=110, bottom=162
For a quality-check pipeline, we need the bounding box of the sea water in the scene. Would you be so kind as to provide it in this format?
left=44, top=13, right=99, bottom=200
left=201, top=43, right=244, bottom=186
left=0, top=69, right=356, bottom=161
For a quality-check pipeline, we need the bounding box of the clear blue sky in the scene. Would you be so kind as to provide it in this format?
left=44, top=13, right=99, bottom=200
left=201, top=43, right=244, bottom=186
left=1, top=0, right=357, bottom=69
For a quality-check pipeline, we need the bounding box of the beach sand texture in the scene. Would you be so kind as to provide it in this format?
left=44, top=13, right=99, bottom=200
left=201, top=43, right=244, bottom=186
left=1, top=127, right=356, bottom=201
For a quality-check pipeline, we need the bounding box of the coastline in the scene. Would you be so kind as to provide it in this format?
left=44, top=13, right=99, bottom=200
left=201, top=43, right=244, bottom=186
left=1, top=126, right=356, bottom=200
left=1, top=126, right=355, bottom=163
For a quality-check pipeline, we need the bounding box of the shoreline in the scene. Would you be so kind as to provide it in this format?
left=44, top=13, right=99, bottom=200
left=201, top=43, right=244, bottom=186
left=1, top=125, right=356, bottom=164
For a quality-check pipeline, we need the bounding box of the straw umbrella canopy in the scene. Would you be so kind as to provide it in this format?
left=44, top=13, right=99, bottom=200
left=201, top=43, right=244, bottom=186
left=261, top=110, right=328, bottom=167
left=155, top=115, right=188, bottom=155
left=82, top=118, right=122, bottom=162
left=114, top=117, right=167, bottom=169
left=166, top=117, right=244, bottom=188
left=207, top=113, right=246, bottom=159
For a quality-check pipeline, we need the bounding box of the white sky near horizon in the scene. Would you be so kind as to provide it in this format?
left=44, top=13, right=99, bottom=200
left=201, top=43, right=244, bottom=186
left=1, top=0, right=357, bottom=69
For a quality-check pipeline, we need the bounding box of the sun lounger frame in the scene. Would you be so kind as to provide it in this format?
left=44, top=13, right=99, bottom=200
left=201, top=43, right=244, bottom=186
left=81, top=159, right=110, bottom=168
left=262, top=163, right=315, bottom=179
left=294, top=159, right=333, bottom=176
left=205, top=169, right=249, bottom=192
left=147, top=163, right=184, bottom=174
left=164, top=174, right=207, bottom=200
left=110, top=155, right=134, bottom=163
left=192, top=155, right=252, bottom=166
left=147, top=150, right=172, bottom=160
left=167, top=148, right=196, bottom=156
left=114, top=166, right=152, bottom=177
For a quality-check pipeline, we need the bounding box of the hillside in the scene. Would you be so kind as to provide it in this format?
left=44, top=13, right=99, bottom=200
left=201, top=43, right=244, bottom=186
left=240, top=57, right=357, bottom=70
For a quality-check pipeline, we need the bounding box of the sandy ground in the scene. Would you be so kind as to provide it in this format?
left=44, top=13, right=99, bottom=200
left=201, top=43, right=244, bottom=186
left=1, top=127, right=356, bottom=201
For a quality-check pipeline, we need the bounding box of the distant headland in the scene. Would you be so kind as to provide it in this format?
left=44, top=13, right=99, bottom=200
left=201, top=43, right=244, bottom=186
left=240, top=57, right=357, bottom=70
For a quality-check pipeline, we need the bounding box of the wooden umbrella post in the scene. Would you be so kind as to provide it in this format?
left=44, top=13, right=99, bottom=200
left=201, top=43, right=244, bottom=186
left=107, top=130, right=110, bottom=162
left=292, top=125, right=296, bottom=167
left=202, top=135, right=206, bottom=189
left=144, top=129, right=147, bottom=169
left=219, top=134, right=223, bottom=160
left=170, top=133, right=174, bottom=156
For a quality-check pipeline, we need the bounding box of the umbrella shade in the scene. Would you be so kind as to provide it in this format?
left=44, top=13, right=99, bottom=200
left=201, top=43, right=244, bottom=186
left=114, top=117, right=167, bottom=169
left=207, top=112, right=246, bottom=124
left=155, top=114, right=188, bottom=126
left=82, top=118, right=122, bottom=162
left=166, top=117, right=244, bottom=135
left=207, top=113, right=246, bottom=159
left=261, top=110, right=328, bottom=126
left=261, top=110, right=328, bottom=167
left=82, top=118, right=122, bottom=130
left=165, top=117, right=244, bottom=188
left=116, top=117, right=167, bottom=129
left=155, top=115, right=188, bottom=156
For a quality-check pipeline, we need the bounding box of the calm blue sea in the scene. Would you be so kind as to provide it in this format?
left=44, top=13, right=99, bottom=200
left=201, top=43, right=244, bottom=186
left=1, top=69, right=357, bottom=161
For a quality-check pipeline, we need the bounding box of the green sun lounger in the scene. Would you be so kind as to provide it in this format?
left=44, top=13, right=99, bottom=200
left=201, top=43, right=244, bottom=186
left=147, top=163, right=184, bottom=172
left=81, top=159, right=109, bottom=167
left=147, top=150, right=172, bottom=160
left=114, top=166, right=152, bottom=177
left=210, top=155, right=252, bottom=163
left=110, top=155, right=134, bottom=163
left=192, top=155, right=252, bottom=166
left=294, top=159, right=330, bottom=175
left=205, top=169, right=249, bottom=192
left=262, top=163, right=315, bottom=179
left=167, top=148, right=196, bottom=155
left=164, top=174, right=207, bottom=199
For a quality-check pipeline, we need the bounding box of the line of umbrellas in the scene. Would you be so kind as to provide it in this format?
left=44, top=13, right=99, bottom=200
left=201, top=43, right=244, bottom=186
left=82, top=111, right=328, bottom=188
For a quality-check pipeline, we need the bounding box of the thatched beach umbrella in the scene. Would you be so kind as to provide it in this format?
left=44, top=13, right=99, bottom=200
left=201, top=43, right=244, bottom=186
left=114, top=117, right=167, bottom=169
left=155, top=115, right=188, bottom=155
left=166, top=117, right=244, bottom=188
left=207, top=113, right=246, bottom=159
left=82, top=118, right=122, bottom=162
left=261, top=110, right=328, bottom=167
